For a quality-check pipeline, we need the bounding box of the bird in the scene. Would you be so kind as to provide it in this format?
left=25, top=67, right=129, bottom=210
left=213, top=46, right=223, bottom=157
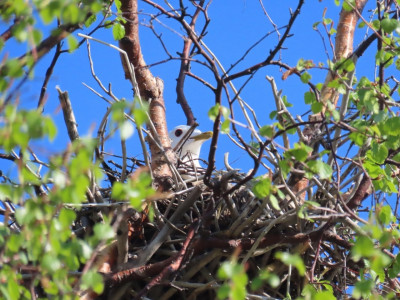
left=169, top=125, right=213, bottom=175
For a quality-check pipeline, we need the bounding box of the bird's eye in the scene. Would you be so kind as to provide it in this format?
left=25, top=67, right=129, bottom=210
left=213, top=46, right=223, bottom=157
left=175, top=129, right=183, bottom=137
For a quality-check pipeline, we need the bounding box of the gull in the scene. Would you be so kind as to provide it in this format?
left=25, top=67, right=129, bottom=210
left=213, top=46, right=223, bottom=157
left=169, top=125, right=213, bottom=174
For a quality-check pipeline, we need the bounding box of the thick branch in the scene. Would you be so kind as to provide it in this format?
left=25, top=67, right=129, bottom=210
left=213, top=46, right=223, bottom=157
left=57, top=87, right=79, bottom=141
left=119, top=0, right=176, bottom=191
left=318, top=0, right=369, bottom=113
left=346, top=174, right=372, bottom=210
left=20, top=23, right=80, bottom=67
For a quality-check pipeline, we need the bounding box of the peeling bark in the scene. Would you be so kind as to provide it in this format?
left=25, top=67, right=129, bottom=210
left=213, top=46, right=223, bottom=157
left=319, top=0, right=369, bottom=113
left=119, top=0, right=176, bottom=191
left=346, top=175, right=372, bottom=210
left=292, top=0, right=369, bottom=202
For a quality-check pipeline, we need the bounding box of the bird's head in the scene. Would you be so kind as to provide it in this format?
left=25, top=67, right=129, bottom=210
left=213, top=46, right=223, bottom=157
left=169, top=125, right=213, bottom=166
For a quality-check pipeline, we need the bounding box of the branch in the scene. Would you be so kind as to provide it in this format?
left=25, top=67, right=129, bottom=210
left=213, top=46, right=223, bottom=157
left=38, top=43, right=62, bottom=110
left=223, top=0, right=304, bottom=83
left=316, top=0, right=369, bottom=115
left=175, top=1, right=207, bottom=126
left=19, top=23, right=80, bottom=67
left=346, top=174, right=372, bottom=210
left=119, top=0, right=176, bottom=191
left=136, top=222, right=199, bottom=299
left=56, top=87, right=79, bottom=141
left=132, top=185, right=204, bottom=267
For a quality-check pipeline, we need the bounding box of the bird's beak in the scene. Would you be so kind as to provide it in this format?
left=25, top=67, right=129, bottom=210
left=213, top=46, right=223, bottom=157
left=191, top=131, right=213, bottom=142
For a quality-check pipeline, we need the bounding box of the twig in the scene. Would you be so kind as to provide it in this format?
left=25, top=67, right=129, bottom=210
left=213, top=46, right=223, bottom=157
left=132, top=185, right=205, bottom=266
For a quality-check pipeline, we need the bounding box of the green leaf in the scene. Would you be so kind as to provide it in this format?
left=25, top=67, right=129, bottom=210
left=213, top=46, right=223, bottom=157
left=352, top=236, right=375, bottom=260
left=111, top=182, right=124, bottom=199
left=7, top=234, right=23, bottom=253
left=343, top=0, right=355, bottom=11
left=388, top=254, right=400, bottom=278
left=2, top=59, right=24, bottom=78
left=115, top=0, right=122, bottom=13
left=120, top=120, right=134, bottom=140
left=231, top=277, right=247, bottom=300
left=269, top=195, right=280, bottom=211
left=85, top=14, right=97, bottom=28
left=304, top=91, right=316, bottom=104
left=217, top=261, right=248, bottom=300
left=307, top=160, right=332, bottom=180
left=111, top=100, right=128, bottom=123
left=311, top=101, right=323, bottom=114
left=42, top=280, right=59, bottom=295
left=284, top=143, right=312, bottom=162
left=0, top=78, right=8, bottom=92
left=59, top=209, right=76, bottom=228
left=252, top=177, right=271, bottom=198
left=383, top=117, right=400, bottom=135
left=39, top=2, right=62, bottom=24
left=42, top=253, right=61, bottom=272
left=217, top=261, right=235, bottom=279
left=381, top=18, right=398, bottom=34
left=221, top=105, right=230, bottom=118
left=21, top=168, right=41, bottom=185
left=257, top=270, right=279, bottom=288
left=378, top=205, right=393, bottom=225
left=353, top=278, right=374, bottom=299
left=282, top=95, right=293, bottom=107
left=12, top=20, right=28, bottom=42
left=342, top=58, right=355, bottom=72
left=33, top=29, right=43, bottom=46
left=275, top=252, right=305, bottom=275
left=208, top=103, right=220, bottom=121
left=81, top=270, right=104, bottom=294
left=61, top=3, right=80, bottom=24
left=44, top=117, right=57, bottom=140
left=269, top=110, right=277, bottom=120
left=112, top=22, right=125, bottom=40
left=8, top=279, right=21, bottom=300
left=93, top=223, right=114, bottom=241
left=111, top=172, right=154, bottom=209
left=371, top=252, right=391, bottom=282
left=314, top=290, right=336, bottom=300
left=279, top=159, right=291, bottom=178
left=396, top=58, right=400, bottom=71
left=372, top=19, right=381, bottom=30
left=217, top=285, right=230, bottom=299
left=330, top=108, right=340, bottom=121
left=300, top=72, right=311, bottom=83
left=259, top=125, right=274, bottom=138
left=366, top=141, right=388, bottom=164
left=349, top=132, right=366, bottom=147
left=297, top=58, right=306, bottom=71
left=363, top=160, right=384, bottom=178
left=67, top=35, right=78, bottom=53
left=104, top=20, right=113, bottom=28
left=133, top=100, right=149, bottom=126
left=221, top=119, right=230, bottom=134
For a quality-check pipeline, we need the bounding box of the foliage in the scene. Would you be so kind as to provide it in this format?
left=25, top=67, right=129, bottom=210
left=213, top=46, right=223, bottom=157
left=1, top=0, right=400, bottom=299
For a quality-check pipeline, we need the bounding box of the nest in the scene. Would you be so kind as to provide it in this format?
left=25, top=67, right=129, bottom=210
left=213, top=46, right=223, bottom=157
left=74, top=157, right=373, bottom=300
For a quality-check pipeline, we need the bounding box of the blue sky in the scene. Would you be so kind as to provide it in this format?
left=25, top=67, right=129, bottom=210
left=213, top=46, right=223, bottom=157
left=0, top=0, right=379, bottom=178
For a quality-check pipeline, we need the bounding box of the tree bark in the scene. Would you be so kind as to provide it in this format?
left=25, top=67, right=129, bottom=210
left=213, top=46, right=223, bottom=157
left=319, top=0, right=369, bottom=113
left=292, top=0, right=370, bottom=202
left=119, top=0, right=176, bottom=191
